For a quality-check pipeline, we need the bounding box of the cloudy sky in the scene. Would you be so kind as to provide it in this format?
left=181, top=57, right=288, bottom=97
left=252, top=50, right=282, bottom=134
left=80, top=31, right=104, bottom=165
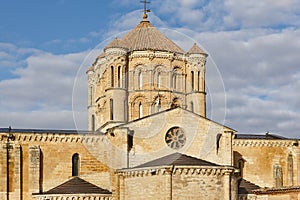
left=0, top=0, right=299, bottom=137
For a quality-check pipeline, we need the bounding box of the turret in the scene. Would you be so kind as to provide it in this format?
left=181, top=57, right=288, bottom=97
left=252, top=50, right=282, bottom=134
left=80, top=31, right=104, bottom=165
left=186, top=43, right=208, bottom=117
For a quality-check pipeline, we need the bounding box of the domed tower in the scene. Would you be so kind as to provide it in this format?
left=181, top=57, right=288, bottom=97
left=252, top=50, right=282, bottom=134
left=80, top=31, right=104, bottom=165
left=87, top=15, right=208, bottom=131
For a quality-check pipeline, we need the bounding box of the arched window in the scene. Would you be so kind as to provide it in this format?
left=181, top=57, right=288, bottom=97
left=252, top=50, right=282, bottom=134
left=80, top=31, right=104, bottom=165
left=172, top=74, right=177, bottom=90
left=110, top=99, right=114, bottom=120
left=72, top=153, right=80, bottom=176
left=288, top=154, right=293, bottom=186
left=171, top=98, right=180, bottom=109
left=273, top=164, right=283, bottom=187
left=118, top=66, right=121, bottom=87
left=157, top=72, right=161, bottom=88
left=139, top=102, right=143, bottom=118
left=138, top=71, right=142, bottom=89
left=198, top=71, right=200, bottom=91
left=237, top=159, right=244, bottom=177
left=91, top=114, right=95, bottom=131
left=191, top=71, right=194, bottom=91
left=190, top=101, right=194, bottom=112
left=111, top=66, right=114, bottom=87
left=124, top=66, right=128, bottom=89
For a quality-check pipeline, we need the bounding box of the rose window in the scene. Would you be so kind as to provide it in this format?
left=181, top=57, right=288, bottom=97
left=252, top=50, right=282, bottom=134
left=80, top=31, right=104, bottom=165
left=165, top=127, right=186, bottom=150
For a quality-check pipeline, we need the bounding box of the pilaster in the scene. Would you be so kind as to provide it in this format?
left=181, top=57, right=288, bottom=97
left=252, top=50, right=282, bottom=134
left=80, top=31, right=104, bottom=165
left=29, top=146, right=41, bottom=194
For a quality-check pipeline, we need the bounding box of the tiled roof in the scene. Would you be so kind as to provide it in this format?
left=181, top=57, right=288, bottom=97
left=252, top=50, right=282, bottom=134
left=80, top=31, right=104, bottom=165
left=119, top=20, right=185, bottom=54
left=238, top=178, right=260, bottom=194
left=188, top=43, right=207, bottom=54
left=104, top=37, right=126, bottom=50
left=40, top=177, right=112, bottom=195
left=235, top=133, right=288, bottom=140
left=133, top=152, right=219, bottom=168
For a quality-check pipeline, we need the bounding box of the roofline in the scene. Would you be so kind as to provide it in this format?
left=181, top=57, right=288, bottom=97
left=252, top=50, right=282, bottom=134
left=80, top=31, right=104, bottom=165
left=111, top=107, right=236, bottom=132
left=234, top=133, right=298, bottom=140
left=0, top=128, right=103, bottom=135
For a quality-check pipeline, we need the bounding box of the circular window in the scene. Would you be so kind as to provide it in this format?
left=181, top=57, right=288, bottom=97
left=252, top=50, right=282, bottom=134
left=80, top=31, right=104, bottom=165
left=165, top=127, right=186, bottom=150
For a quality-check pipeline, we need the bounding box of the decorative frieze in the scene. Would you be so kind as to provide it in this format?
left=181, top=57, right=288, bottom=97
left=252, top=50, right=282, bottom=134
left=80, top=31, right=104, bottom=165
left=33, top=194, right=112, bottom=200
left=116, top=166, right=235, bottom=178
left=233, top=139, right=294, bottom=147
left=0, top=133, right=105, bottom=144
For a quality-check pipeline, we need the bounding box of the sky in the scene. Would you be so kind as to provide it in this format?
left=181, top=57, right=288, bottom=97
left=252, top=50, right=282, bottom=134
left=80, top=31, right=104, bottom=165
left=0, top=0, right=299, bottom=137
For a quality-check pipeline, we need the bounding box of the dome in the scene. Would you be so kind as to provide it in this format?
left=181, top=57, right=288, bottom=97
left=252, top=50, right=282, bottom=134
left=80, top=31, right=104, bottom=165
left=118, top=20, right=185, bottom=54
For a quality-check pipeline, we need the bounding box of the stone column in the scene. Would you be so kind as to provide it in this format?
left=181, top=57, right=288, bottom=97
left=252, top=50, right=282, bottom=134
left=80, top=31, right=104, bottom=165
left=29, top=146, right=41, bottom=194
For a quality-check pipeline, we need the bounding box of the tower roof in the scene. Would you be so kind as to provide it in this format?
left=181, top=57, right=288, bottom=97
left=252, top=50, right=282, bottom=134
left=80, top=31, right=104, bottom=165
left=104, top=37, right=126, bottom=50
left=117, top=20, right=185, bottom=54
left=188, top=43, right=207, bottom=55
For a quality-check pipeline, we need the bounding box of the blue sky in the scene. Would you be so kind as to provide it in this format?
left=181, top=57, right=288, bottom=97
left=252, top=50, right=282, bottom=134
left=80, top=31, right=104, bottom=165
left=0, top=0, right=300, bottom=137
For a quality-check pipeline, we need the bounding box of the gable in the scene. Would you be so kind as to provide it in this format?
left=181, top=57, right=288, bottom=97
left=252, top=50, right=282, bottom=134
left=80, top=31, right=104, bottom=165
left=109, top=107, right=235, bottom=167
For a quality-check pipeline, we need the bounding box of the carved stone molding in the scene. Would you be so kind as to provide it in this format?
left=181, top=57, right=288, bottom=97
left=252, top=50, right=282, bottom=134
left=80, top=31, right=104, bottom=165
left=116, top=166, right=235, bottom=178
left=233, top=140, right=294, bottom=147
left=0, top=133, right=105, bottom=144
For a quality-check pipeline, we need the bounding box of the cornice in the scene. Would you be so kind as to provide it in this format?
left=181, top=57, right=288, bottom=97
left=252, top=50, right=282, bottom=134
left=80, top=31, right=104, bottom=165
left=233, top=139, right=294, bottom=147
left=0, top=132, right=105, bottom=144
left=116, top=166, right=235, bottom=177
left=33, top=194, right=112, bottom=200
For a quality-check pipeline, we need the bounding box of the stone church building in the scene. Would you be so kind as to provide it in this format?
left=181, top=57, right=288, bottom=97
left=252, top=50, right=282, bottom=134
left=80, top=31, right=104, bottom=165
left=1, top=13, right=300, bottom=200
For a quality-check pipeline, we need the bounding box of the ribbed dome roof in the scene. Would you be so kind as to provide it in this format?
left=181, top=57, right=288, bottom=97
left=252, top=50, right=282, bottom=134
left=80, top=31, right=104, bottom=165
left=104, top=37, right=127, bottom=50
left=119, top=20, right=185, bottom=54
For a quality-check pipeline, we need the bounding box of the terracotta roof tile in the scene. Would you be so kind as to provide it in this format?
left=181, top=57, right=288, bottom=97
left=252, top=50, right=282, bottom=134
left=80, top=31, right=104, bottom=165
left=120, top=20, right=185, bottom=54
left=39, top=177, right=111, bottom=195
left=133, top=152, right=219, bottom=168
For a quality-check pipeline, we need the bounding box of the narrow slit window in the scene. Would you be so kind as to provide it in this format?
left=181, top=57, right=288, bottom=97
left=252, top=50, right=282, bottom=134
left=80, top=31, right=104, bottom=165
left=111, top=66, right=114, bottom=87
left=72, top=153, right=79, bottom=176
left=138, top=71, right=142, bottom=89
left=110, top=99, right=114, bottom=120
left=139, top=102, right=143, bottom=118
left=191, top=71, right=194, bottom=90
left=118, top=66, right=121, bottom=87
left=158, top=72, right=161, bottom=88
left=198, top=71, right=200, bottom=91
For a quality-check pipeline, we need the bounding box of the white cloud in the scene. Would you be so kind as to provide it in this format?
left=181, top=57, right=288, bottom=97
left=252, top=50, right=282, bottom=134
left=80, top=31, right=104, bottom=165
left=0, top=46, right=88, bottom=129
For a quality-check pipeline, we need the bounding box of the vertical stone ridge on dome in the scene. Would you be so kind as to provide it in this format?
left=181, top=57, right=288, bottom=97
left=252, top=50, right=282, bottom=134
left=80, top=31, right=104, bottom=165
left=188, top=43, right=207, bottom=55
left=120, top=20, right=185, bottom=54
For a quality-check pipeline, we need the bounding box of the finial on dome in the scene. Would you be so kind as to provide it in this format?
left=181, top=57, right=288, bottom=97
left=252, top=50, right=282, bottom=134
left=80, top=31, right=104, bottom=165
left=140, top=0, right=151, bottom=20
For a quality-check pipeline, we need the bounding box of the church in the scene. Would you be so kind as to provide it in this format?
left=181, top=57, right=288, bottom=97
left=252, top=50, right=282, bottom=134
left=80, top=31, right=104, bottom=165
left=1, top=8, right=300, bottom=200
